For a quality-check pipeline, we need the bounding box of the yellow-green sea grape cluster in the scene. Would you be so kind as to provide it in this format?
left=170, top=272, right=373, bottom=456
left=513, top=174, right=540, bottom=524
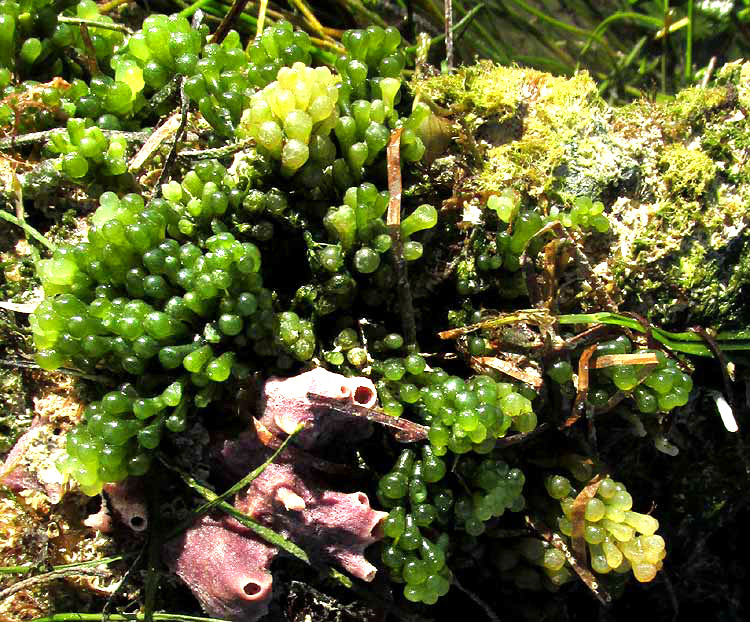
left=245, top=20, right=313, bottom=88
left=546, top=473, right=666, bottom=583
left=583, top=336, right=693, bottom=414
left=557, top=196, right=610, bottom=232
left=237, top=60, right=340, bottom=174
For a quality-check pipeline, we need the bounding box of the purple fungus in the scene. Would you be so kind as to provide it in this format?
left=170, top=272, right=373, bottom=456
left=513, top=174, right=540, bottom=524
left=260, top=367, right=377, bottom=448
left=164, top=515, right=277, bottom=622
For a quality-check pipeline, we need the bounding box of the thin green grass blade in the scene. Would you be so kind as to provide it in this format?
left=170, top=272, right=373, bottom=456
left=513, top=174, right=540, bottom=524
left=1, top=556, right=126, bottom=576
left=168, top=464, right=311, bottom=563
left=0, top=210, right=56, bottom=252
left=556, top=312, right=750, bottom=356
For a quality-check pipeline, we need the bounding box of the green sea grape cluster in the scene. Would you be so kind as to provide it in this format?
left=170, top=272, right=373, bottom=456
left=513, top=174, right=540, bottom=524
left=379, top=447, right=453, bottom=604
left=26, top=13, right=440, bottom=497
left=378, top=446, right=526, bottom=602
left=375, top=365, right=536, bottom=602
left=46, top=117, right=128, bottom=180
left=0, top=0, right=130, bottom=133
left=56, top=381, right=186, bottom=496
left=584, top=337, right=693, bottom=413
left=465, top=191, right=612, bottom=297
left=0, top=0, right=124, bottom=80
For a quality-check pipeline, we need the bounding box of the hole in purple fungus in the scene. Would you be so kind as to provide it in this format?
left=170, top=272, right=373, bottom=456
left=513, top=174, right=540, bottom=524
left=353, top=386, right=374, bottom=404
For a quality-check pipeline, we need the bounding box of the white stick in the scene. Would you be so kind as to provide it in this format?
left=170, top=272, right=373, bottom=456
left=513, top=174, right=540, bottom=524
left=713, top=392, right=738, bottom=433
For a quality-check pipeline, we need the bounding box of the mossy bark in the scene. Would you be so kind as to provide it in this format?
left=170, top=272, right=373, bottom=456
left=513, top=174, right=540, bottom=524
left=414, top=60, right=750, bottom=329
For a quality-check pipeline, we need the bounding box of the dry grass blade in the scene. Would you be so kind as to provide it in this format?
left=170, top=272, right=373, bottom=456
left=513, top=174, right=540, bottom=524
left=592, top=352, right=662, bottom=368
left=0, top=568, right=111, bottom=602
left=563, top=344, right=597, bottom=428
left=471, top=356, right=544, bottom=389
left=570, top=473, right=604, bottom=566
left=438, top=309, right=554, bottom=340
left=128, top=113, right=181, bottom=173
left=386, top=127, right=417, bottom=346
left=0, top=300, right=39, bottom=313
left=306, top=393, right=429, bottom=442
left=386, top=128, right=403, bottom=227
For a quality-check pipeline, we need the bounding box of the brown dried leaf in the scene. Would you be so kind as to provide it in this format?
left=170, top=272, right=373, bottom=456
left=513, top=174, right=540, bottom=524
left=438, top=309, right=554, bottom=340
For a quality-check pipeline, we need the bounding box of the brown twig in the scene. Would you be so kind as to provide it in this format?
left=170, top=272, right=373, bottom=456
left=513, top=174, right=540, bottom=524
left=493, top=423, right=549, bottom=448
left=451, top=575, right=501, bottom=622
left=211, top=0, right=252, bottom=44
left=77, top=24, right=101, bottom=76
left=149, top=77, right=189, bottom=195
left=690, top=326, right=735, bottom=405
left=306, top=393, right=429, bottom=442
left=525, top=514, right=612, bottom=605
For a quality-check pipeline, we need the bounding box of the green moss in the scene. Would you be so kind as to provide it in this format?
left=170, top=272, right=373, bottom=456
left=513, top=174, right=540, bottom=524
left=662, top=86, right=728, bottom=136
left=418, top=61, right=607, bottom=197
left=701, top=115, right=750, bottom=186
left=658, top=144, right=716, bottom=199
